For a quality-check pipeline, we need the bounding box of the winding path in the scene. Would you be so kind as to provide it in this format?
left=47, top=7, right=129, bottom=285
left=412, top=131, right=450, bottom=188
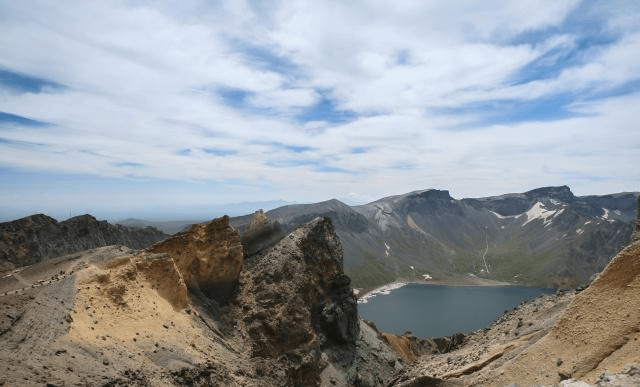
left=481, top=231, right=490, bottom=274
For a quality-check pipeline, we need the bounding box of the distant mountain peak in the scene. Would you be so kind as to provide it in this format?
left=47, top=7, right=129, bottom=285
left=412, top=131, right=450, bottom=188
left=64, top=214, right=98, bottom=223
left=411, top=189, right=452, bottom=200
left=525, top=185, right=575, bottom=202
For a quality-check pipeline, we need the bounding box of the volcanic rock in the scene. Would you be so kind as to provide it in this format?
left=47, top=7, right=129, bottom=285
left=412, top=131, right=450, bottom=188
left=0, top=216, right=401, bottom=386
left=225, top=217, right=359, bottom=384
left=147, top=216, right=243, bottom=305
left=0, top=214, right=167, bottom=271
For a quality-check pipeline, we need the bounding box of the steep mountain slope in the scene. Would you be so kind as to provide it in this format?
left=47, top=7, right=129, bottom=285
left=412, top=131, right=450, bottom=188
left=0, top=214, right=168, bottom=271
left=254, top=186, right=638, bottom=288
left=394, top=236, right=640, bottom=386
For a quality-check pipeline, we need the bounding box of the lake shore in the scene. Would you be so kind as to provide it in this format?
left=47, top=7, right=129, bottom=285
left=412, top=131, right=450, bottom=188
left=355, top=274, right=515, bottom=304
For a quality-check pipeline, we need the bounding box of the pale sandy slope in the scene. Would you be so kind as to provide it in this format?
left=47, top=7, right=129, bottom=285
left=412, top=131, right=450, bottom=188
left=467, top=240, right=640, bottom=386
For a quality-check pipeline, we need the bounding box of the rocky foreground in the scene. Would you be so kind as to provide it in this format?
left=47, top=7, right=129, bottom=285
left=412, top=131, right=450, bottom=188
left=0, top=216, right=403, bottom=386
left=0, top=208, right=639, bottom=386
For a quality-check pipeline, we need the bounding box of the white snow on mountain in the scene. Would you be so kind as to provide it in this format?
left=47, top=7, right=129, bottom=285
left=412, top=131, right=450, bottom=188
left=522, top=202, right=564, bottom=227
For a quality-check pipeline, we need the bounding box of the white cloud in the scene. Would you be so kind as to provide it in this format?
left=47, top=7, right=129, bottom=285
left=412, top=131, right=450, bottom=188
left=0, top=0, right=639, bottom=216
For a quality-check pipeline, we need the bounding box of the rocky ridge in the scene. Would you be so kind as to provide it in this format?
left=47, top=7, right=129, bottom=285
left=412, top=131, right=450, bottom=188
left=0, top=216, right=402, bottom=386
left=0, top=214, right=168, bottom=271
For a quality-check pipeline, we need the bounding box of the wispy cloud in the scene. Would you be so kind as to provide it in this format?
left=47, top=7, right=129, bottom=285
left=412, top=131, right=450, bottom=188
left=0, top=68, right=66, bottom=94
left=0, top=112, right=52, bottom=127
left=0, top=0, right=639, bottom=218
left=202, top=148, right=238, bottom=157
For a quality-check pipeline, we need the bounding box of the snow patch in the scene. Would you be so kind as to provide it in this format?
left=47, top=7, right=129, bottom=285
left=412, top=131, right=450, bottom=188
left=489, top=210, right=506, bottom=219
left=601, top=208, right=616, bottom=223
left=576, top=228, right=584, bottom=235
left=522, top=202, right=560, bottom=227
left=489, top=210, right=520, bottom=219
left=357, top=282, right=407, bottom=304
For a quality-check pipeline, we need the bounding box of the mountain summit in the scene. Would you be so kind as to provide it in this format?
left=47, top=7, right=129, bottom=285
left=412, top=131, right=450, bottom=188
left=236, top=186, right=638, bottom=288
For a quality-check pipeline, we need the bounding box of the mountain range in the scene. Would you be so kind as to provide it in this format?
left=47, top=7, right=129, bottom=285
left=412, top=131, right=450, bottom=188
left=1, top=186, right=637, bottom=290
left=233, top=186, right=638, bottom=289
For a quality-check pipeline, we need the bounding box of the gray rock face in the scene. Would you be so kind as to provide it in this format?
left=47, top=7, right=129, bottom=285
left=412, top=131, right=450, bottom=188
left=0, top=214, right=167, bottom=271
left=227, top=217, right=361, bottom=386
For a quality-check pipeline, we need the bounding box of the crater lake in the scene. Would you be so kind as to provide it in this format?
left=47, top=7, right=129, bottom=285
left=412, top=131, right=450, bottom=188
left=358, top=283, right=554, bottom=338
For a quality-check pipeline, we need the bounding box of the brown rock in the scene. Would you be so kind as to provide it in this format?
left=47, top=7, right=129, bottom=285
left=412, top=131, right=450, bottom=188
left=135, top=253, right=189, bottom=309
left=148, top=216, right=243, bottom=304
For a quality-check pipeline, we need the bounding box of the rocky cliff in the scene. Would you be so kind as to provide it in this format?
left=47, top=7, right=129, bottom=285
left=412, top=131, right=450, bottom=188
left=147, top=216, right=243, bottom=305
left=0, top=214, right=168, bottom=271
left=0, top=216, right=402, bottom=387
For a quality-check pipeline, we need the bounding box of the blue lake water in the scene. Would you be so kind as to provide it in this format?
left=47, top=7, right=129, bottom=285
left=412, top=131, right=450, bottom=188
left=358, top=283, right=554, bottom=338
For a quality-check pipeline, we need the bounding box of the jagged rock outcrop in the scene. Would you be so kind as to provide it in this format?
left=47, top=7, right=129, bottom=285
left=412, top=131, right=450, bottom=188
left=0, top=214, right=167, bottom=271
left=147, top=215, right=243, bottom=305
left=225, top=217, right=360, bottom=385
left=0, top=215, right=402, bottom=387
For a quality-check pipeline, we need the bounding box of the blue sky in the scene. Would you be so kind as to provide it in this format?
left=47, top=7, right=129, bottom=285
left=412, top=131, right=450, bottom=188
left=1, top=0, right=639, bottom=221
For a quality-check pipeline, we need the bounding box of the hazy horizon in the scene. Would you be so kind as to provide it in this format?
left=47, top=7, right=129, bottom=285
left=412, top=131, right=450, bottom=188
left=2, top=1, right=639, bottom=221
left=2, top=184, right=637, bottom=223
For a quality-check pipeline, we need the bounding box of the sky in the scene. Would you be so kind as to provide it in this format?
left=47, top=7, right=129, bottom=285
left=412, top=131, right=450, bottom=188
left=1, top=0, right=640, bottom=221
